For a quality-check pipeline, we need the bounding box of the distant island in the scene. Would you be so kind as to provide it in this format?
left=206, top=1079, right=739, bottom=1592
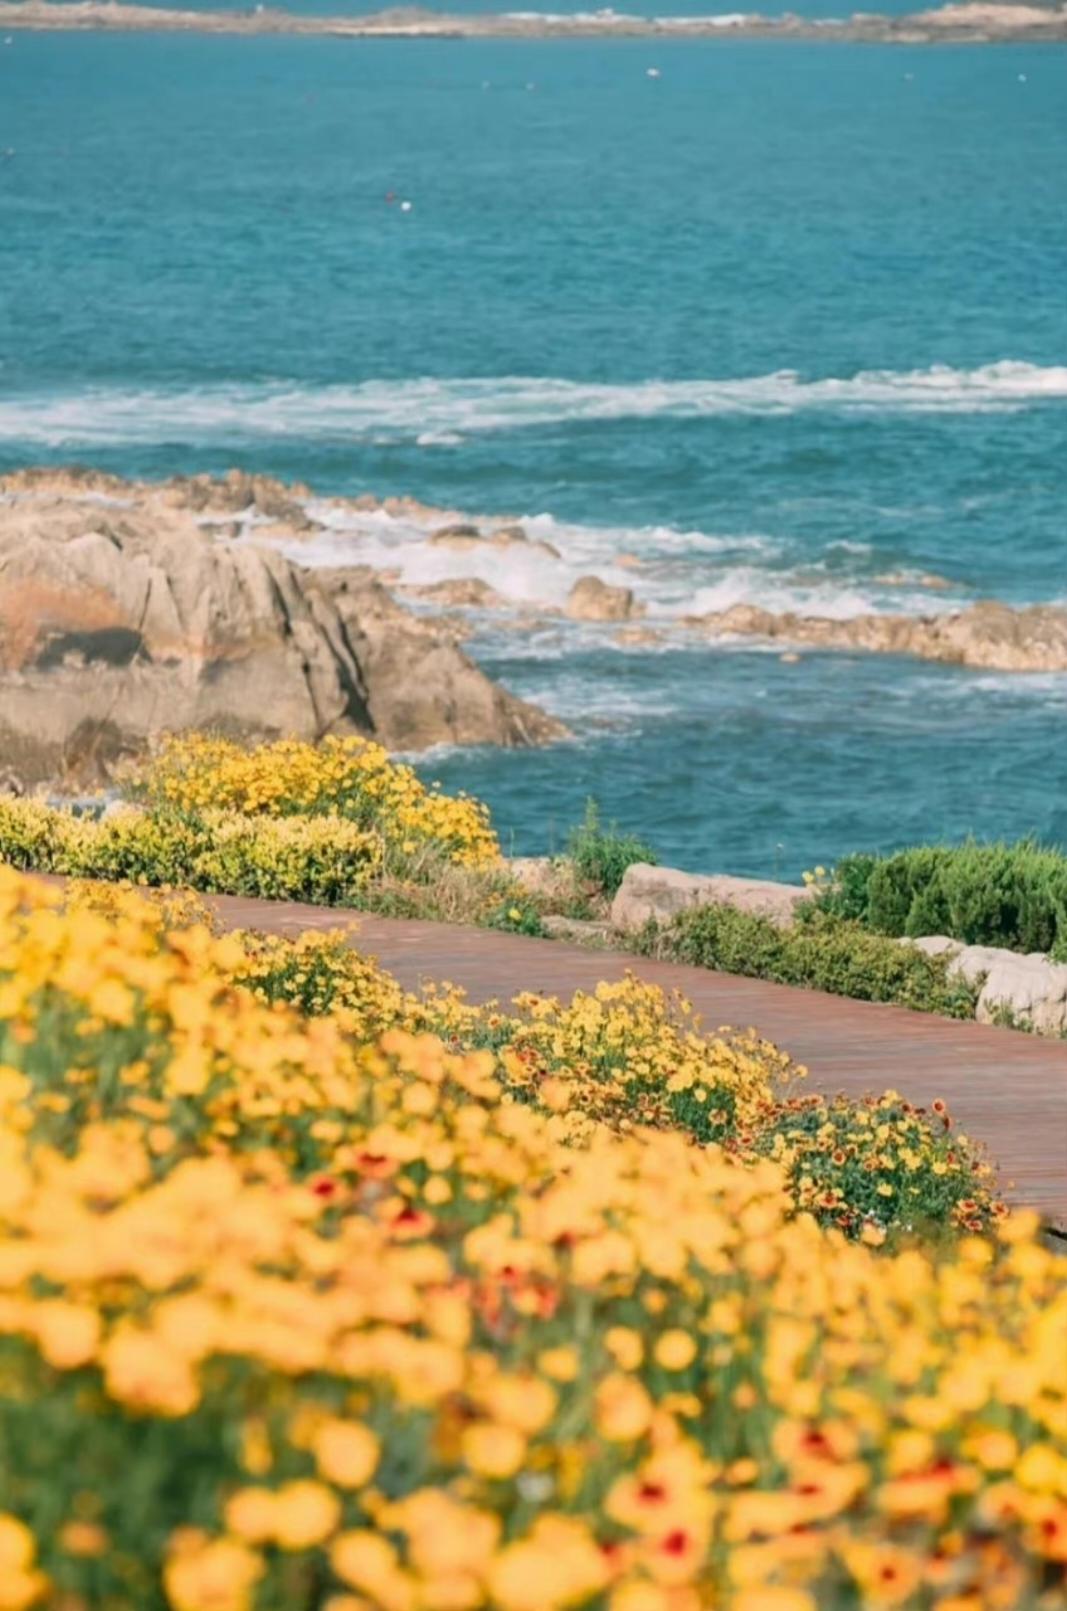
left=2, top=0, right=1066, bottom=42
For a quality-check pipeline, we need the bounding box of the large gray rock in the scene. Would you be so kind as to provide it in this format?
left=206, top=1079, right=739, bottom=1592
left=974, top=952, right=1067, bottom=1034
left=0, top=472, right=565, bottom=784
left=611, top=863, right=810, bottom=931
left=903, top=936, right=1067, bottom=1034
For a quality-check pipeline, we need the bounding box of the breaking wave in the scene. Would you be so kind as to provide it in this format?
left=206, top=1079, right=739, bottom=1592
left=1, top=361, right=1065, bottom=448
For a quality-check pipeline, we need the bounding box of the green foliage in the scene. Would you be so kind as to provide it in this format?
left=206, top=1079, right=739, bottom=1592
left=567, top=798, right=657, bottom=897
left=642, top=904, right=980, bottom=1019
left=815, top=840, right=1067, bottom=959
left=486, top=896, right=545, bottom=937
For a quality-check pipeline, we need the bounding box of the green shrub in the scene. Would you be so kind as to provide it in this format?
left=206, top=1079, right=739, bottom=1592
left=816, top=840, right=1067, bottom=959
left=642, top=904, right=980, bottom=1019
left=567, top=798, right=656, bottom=896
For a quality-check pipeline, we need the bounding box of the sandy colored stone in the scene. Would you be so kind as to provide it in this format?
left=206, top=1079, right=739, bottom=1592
left=0, top=474, right=566, bottom=783
left=400, top=577, right=510, bottom=609
left=566, top=575, right=642, bottom=623
left=611, top=863, right=810, bottom=931
left=685, top=599, right=1067, bottom=673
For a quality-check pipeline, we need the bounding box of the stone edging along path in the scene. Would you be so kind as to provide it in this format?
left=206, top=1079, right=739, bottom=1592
left=204, top=889, right=1067, bottom=1234
left=606, top=862, right=1067, bottom=1036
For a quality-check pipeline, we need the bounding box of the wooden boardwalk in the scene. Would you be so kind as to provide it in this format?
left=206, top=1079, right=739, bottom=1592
left=209, top=894, right=1067, bottom=1230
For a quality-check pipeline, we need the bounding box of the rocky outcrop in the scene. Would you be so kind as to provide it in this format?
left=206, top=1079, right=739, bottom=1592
left=0, top=474, right=565, bottom=784
left=611, top=863, right=810, bottom=931
left=684, top=600, right=1067, bottom=673
left=400, top=578, right=510, bottom=609
left=428, top=524, right=561, bottom=561
left=910, top=936, right=1067, bottom=1035
left=566, top=576, right=642, bottom=623
left=303, top=567, right=565, bottom=751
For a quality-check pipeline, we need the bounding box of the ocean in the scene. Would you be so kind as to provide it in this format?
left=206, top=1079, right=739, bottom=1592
left=1, top=29, right=1065, bottom=876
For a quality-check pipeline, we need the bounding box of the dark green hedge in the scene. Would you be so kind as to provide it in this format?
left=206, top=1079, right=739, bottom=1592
left=638, top=905, right=980, bottom=1019
left=813, top=841, right=1067, bottom=959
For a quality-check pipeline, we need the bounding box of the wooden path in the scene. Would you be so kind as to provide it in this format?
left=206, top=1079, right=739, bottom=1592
left=206, top=893, right=1067, bottom=1231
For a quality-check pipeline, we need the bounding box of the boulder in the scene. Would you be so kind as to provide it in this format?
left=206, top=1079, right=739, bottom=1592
left=429, top=523, right=561, bottom=561
left=428, top=524, right=483, bottom=549
left=0, top=474, right=566, bottom=784
left=611, top=863, right=810, bottom=931
left=565, top=576, right=641, bottom=623
left=903, top=935, right=1067, bottom=1035
left=508, top=855, right=591, bottom=906
left=301, top=569, right=565, bottom=751
left=974, top=952, right=1067, bottom=1034
left=401, top=577, right=509, bottom=609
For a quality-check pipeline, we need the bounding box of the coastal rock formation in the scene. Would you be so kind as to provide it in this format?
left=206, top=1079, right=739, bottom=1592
left=400, top=578, right=510, bottom=609
left=611, top=863, right=811, bottom=931
left=911, top=936, right=1067, bottom=1035
left=302, top=567, right=564, bottom=750
left=428, top=524, right=561, bottom=560
left=565, top=576, right=641, bottom=623
left=0, top=474, right=565, bottom=784
left=685, top=600, right=1067, bottom=673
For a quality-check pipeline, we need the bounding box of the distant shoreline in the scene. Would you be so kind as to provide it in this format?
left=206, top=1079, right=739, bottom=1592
left=2, top=0, right=1066, bottom=43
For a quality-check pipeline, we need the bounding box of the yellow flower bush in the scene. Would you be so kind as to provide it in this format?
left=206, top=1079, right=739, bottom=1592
left=0, top=870, right=1063, bottom=1611
left=0, top=797, right=382, bottom=904
left=128, top=733, right=501, bottom=868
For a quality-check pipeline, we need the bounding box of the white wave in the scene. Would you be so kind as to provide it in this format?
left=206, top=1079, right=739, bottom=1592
left=1, top=360, right=1063, bottom=448
left=262, top=501, right=961, bottom=625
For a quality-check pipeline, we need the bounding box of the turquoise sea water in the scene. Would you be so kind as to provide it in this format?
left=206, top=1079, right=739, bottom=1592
left=1, top=34, right=1065, bottom=875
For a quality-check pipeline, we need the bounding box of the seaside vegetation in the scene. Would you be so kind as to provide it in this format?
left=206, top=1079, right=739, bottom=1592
left=0, top=734, right=535, bottom=927
left=636, top=906, right=981, bottom=1021
left=2, top=869, right=1064, bottom=1611
left=567, top=798, right=658, bottom=898
left=811, top=841, right=1067, bottom=960
left=0, top=734, right=1064, bottom=1030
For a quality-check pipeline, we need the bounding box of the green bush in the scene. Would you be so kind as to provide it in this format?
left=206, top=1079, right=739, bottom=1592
left=815, top=840, right=1067, bottom=959
left=642, top=904, right=980, bottom=1019
left=567, top=798, right=657, bottom=896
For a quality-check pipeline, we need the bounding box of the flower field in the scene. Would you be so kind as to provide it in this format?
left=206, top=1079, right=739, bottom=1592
left=0, top=735, right=504, bottom=911
left=0, top=870, right=1064, bottom=1611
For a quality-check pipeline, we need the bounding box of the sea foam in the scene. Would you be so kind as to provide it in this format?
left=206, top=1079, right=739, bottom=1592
left=1, top=361, right=1064, bottom=448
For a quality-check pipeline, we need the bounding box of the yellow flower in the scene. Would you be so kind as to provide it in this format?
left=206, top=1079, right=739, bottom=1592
left=272, top=1480, right=342, bottom=1550
left=32, top=1300, right=101, bottom=1370
left=732, top=1591, right=817, bottom=1611
left=163, top=1537, right=263, bottom=1611
left=595, top=1374, right=654, bottom=1442
left=313, top=1421, right=380, bottom=1490
left=331, top=1531, right=415, bottom=1611
left=653, top=1330, right=697, bottom=1371
left=461, top=1422, right=527, bottom=1479
left=223, top=1489, right=278, bottom=1545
